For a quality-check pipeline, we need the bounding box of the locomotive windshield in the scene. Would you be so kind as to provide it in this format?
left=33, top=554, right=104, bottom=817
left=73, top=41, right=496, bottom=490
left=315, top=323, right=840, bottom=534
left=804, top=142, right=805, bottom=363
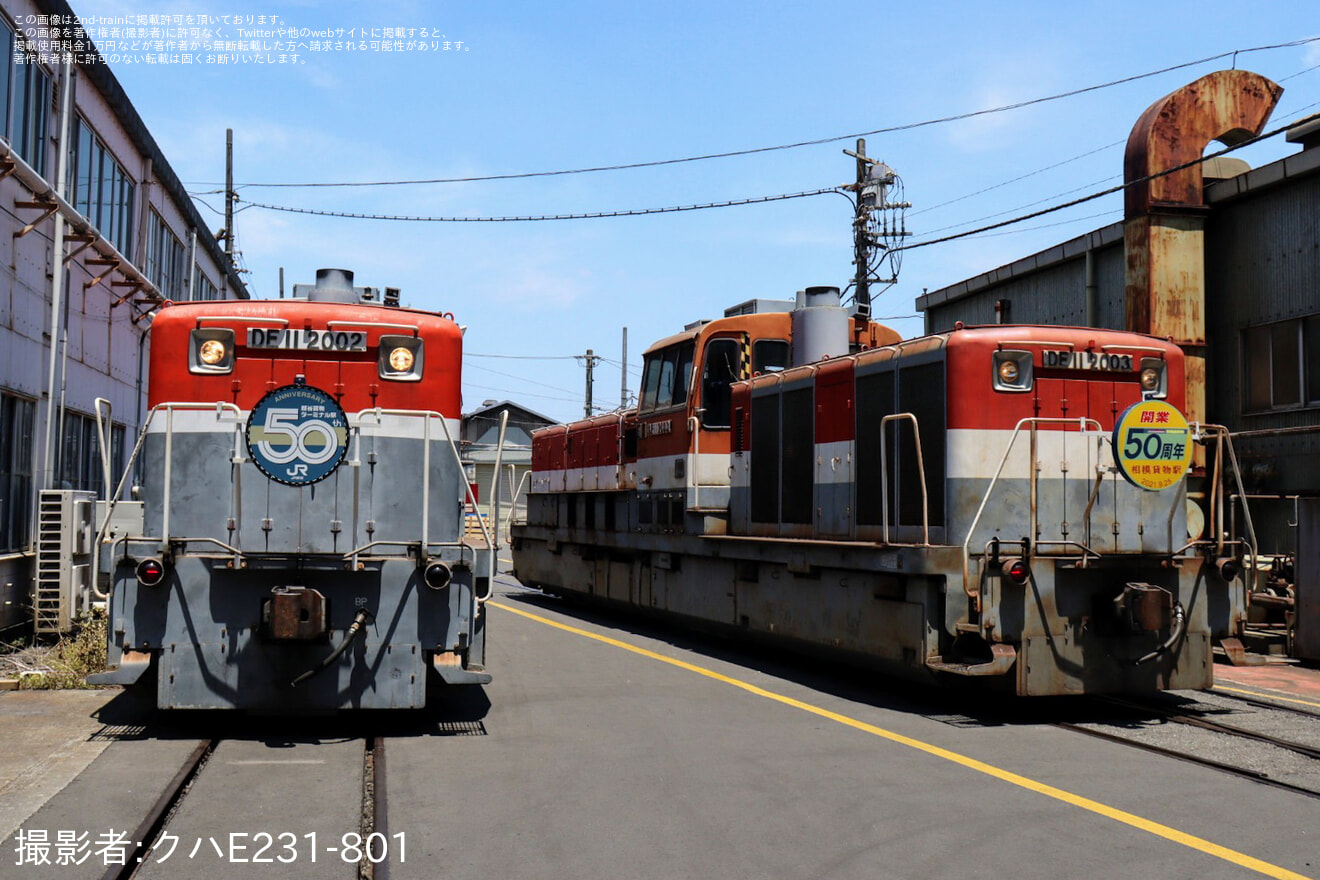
left=639, top=342, right=695, bottom=412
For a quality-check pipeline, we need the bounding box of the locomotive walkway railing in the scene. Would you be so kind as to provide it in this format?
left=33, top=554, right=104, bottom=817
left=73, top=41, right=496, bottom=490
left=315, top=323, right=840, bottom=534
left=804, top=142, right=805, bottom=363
left=960, top=417, right=1103, bottom=612
left=103, top=403, right=494, bottom=597
left=879, top=413, right=930, bottom=546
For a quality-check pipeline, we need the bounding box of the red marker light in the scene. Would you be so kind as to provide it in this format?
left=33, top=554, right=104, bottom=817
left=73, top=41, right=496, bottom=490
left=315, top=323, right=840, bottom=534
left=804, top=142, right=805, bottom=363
left=1005, top=560, right=1031, bottom=585
left=136, top=558, right=166, bottom=587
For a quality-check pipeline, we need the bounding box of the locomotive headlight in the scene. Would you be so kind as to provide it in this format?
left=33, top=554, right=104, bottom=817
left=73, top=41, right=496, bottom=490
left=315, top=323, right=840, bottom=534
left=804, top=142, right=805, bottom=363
left=378, top=335, right=424, bottom=381
left=189, top=328, right=235, bottom=374
left=1139, top=357, right=1167, bottom=399
left=992, top=350, right=1033, bottom=392
left=199, top=339, right=227, bottom=365
left=388, top=346, right=414, bottom=372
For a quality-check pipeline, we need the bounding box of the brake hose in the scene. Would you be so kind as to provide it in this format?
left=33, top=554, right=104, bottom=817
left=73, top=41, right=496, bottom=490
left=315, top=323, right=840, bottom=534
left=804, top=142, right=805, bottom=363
left=291, top=608, right=371, bottom=687
left=1133, top=602, right=1186, bottom=666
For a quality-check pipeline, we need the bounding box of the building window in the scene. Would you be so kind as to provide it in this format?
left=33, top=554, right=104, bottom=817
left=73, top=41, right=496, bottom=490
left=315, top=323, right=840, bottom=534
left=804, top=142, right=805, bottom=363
left=0, top=393, right=36, bottom=552
left=1243, top=316, right=1320, bottom=412
left=193, top=270, right=218, bottom=301
left=145, top=209, right=186, bottom=300
left=57, top=410, right=125, bottom=498
left=3, top=23, right=51, bottom=176
left=67, top=116, right=136, bottom=259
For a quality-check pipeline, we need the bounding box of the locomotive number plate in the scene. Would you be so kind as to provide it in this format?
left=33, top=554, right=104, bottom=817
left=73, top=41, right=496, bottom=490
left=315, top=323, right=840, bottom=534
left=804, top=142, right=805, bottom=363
left=247, top=328, right=367, bottom=352
left=1042, top=350, right=1133, bottom=371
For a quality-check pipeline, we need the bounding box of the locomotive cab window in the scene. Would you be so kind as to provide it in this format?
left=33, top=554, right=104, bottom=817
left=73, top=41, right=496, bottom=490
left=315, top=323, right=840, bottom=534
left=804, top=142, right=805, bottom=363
left=753, top=339, right=789, bottom=375
left=700, top=338, right=741, bottom=429
left=640, top=342, right=695, bottom=412
left=702, top=337, right=744, bottom=430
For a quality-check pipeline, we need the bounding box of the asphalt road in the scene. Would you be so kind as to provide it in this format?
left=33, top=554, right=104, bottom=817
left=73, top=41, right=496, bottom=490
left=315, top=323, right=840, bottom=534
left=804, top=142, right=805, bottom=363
left=5, top=575, right=1318, bottom=880
left=383, top=579, right=1319, bottom=880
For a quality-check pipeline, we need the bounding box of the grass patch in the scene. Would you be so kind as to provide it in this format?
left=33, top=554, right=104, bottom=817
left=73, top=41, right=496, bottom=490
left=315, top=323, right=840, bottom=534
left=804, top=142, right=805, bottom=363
left=0, top=613, right=108, bottom=689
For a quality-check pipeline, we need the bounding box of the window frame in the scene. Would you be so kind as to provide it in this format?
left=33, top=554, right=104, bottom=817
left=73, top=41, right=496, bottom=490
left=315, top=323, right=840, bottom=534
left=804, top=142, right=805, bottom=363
left=1242, top=316, right=1320, bottom=414
left=0, top=393, right=37, bottom=553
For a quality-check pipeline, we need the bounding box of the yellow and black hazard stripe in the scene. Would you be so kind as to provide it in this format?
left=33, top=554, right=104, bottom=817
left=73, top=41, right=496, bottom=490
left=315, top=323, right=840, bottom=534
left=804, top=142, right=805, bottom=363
left=740, top=333, right=751, bottom=379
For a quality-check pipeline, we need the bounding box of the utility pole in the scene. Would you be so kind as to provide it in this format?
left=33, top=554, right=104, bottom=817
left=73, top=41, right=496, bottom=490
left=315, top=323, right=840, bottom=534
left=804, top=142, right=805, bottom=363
left=848, top=138, right=873, bottom=323
left=842, top=139, right=909, bottom=324
left=620, top=327, right=628, bottom=410
left=224, top=128, right=234, bottom=266
left=576, top=348, right=602, bottom=419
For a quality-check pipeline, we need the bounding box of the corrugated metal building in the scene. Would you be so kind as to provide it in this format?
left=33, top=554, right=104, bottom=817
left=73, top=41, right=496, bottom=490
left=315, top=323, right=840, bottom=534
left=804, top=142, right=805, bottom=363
left=0, top=0, right=245, bottom=632
left=915, top=71, right=1319, bottom=658
left=917, top=114, right=1320, bottom=512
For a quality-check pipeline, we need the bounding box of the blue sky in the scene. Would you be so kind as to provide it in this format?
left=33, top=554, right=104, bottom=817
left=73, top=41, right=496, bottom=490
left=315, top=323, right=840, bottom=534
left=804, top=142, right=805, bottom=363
left=79, top=0, right=1320, bottom=423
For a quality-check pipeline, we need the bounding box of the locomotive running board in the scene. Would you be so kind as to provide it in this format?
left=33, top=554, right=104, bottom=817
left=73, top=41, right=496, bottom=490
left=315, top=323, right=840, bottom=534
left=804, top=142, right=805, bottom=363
left=87, top=650, right=153, bottom=686
left=925, top=644, right=1017, bottom=677
left=432, top=653, right=492, bottom=685
left=1217, top=637, right=1267, bottom=667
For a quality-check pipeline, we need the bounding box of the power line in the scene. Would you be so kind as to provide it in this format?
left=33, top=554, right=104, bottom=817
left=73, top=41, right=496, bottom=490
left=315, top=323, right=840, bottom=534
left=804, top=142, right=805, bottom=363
left=465, top=361, right=583, bottom=397
left=918, top=173, right=1121, bottom=236
left=465, top=382, right=583, bottom=405
left=466, top=352, right=581, bottom=360
left=909, top=140, right=1125, bottom=217
left=240, top=187, right=839, bottom=223
left=184, top=38, right=1320, bottom=190
left=896, top=113, right=1303, bottom=254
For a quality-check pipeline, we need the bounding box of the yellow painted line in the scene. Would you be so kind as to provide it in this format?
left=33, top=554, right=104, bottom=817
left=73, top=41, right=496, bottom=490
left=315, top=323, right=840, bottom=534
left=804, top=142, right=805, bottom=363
left=1214, top=684, right=1320, bottom=711
left=493, top=601, right=1315, bottom=880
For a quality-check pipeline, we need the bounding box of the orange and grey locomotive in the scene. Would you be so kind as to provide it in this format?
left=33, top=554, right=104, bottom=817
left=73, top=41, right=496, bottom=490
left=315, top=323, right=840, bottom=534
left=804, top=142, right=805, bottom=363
left=93, top=270, right=490, bottom=709
left=512, top=287, right=1252, bottom=695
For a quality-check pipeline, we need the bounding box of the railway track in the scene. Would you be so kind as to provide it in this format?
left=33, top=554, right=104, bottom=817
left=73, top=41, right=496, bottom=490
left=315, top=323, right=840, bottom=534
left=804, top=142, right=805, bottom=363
left=1051, top=692, right=1320, bottom=801
left=100, top=734, right=393, bottom=880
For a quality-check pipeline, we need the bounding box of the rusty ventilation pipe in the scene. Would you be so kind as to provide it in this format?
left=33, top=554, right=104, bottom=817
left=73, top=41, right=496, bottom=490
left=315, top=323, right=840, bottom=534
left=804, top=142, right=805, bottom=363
left=1123, top=69, right=1282, bottom=429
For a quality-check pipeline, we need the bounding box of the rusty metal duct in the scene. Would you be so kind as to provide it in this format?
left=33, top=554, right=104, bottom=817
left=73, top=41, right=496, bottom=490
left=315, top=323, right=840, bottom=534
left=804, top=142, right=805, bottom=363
left=1123, top=69, right=1282, bottom=428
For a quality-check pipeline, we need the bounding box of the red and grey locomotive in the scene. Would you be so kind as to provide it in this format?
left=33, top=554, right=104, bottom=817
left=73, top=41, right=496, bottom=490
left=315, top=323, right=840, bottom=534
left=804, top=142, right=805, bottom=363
left=93, top=269, right=490, bottom=710
left=512, top=286, right=1250, bottom=695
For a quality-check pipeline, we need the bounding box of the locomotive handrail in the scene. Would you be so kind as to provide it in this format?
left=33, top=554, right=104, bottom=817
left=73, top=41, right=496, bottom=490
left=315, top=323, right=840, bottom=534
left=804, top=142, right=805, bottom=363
left=506, top=469, right=532, bottom=531
left=327, top=320, right=419, bottom=335
left=94, top=398, right=114, bottom=503
left=1100, top=343, right=1167, bottom=354
left=196, top=315, right=288, bottom=327
left=1196, top=423, right=1261, bottom=595
left=97, top=402, right=243, bottom=561
left=686, top=412, right=730, bottom=512
left=340, top=540, right=478, bottom=570
left=960, top=417, right=1103, bottom=612
left=878, top=413, right=930, bottom=546
left=357, top=408, right=453, bottom=558
left=998, top=340, right=1075, bottom=349
left=1029, top=540, right=1103, bottom=562
left=161, top=403, right=245, bottom=552
left=357, top=407, right=494, bottom=605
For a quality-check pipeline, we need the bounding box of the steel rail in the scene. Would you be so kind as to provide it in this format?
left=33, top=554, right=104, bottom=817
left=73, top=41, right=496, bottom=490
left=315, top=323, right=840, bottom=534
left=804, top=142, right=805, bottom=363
left=1054, top=722, right=1320, bottom=801
left=1098, top=694, right=1320, bottom=762
left=100, top=739, right=219, bottom=880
